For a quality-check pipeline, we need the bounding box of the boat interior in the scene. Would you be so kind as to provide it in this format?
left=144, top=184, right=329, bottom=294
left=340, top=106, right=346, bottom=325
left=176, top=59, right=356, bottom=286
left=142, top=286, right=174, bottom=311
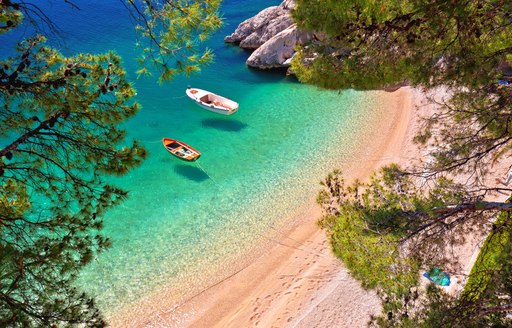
left=166, top=142, right=181, bottom=150
left=199, top=94, right=232, bottom=110
left=200, top=95, right=213, bottom=104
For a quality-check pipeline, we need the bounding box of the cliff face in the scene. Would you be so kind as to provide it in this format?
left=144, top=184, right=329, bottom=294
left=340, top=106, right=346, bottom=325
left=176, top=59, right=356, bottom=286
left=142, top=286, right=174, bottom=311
left=224, top=0, right=311, bottom=70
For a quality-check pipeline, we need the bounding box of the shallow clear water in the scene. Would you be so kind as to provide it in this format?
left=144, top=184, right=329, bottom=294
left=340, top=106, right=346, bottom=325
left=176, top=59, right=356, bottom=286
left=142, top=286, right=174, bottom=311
left=3, top=0, right=381, bottom=315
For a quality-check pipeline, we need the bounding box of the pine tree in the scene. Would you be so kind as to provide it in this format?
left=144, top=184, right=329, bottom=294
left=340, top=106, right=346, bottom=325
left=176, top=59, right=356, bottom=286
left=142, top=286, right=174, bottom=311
left=293, top=0, right=512, bottom=325
left=0, top=1, right=221, bottom=326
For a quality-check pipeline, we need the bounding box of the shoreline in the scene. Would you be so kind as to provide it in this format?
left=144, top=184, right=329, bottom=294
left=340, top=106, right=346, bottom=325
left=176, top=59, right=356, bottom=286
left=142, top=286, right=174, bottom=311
left=108, top=87, right=418, bottom=327
left=186, top=88, right=416, bottom=327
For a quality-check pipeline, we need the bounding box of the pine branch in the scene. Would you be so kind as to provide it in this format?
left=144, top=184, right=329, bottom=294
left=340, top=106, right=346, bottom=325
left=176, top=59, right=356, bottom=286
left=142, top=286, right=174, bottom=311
left=477, top=302, right=512, bottom=316
left=0, top=112, right=68, bottom=158
left=402, top=201, right=512, bottom=242
left=433, top=201, right=512, bottom=214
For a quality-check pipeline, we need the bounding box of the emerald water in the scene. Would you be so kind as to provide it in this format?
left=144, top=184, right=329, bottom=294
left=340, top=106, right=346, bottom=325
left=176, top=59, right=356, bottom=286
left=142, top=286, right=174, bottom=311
left=3, top=0, right=383, bottom=317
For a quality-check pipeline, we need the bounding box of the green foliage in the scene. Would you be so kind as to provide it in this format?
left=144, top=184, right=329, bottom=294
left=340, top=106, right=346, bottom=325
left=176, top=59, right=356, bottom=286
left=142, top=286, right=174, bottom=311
left=0, top=0, right=222, bottom=325
left=129, top=0, right=223, bottom=81
left=0, top=35, right=146, bottom=326
left=295, top=0, right=512, bottom=325
left=387, top=213, right=512, bottom=327
left=292, top=45, right=415, bottom=90
left=322, top=210, right=419, bottom=292
left=456, top=211, right=512, bottom=326
left=292, top=0, right=512, bottom=90
left=316, top=166, right=512, bottom=325
left=0, top=1, right=23, bottom=34
left=317, top=167, right=469, bottom=324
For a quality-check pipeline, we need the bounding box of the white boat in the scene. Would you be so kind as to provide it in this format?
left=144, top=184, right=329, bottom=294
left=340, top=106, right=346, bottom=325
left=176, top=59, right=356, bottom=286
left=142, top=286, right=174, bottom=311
left=186, top=87, right=239, bottom=115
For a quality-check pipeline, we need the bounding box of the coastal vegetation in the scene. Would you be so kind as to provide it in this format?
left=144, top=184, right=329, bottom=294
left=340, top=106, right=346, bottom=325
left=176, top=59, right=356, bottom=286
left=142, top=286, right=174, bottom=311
left=293, top=0, right=512, bottom=326
left=0, top=1, right=220, bottom=326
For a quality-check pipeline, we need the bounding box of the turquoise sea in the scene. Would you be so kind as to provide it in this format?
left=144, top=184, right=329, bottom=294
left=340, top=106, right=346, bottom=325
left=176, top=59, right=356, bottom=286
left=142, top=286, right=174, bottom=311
left=4, top=0, right=384, bottom=319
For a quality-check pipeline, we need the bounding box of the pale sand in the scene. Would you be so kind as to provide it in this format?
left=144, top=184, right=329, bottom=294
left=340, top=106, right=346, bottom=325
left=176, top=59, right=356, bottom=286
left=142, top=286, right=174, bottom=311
left=110, top=87, right=421, bottom=327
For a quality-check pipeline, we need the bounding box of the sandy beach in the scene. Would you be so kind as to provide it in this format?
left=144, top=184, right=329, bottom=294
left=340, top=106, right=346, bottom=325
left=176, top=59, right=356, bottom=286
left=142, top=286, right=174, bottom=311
left=123, top=87, right=419, bottom=328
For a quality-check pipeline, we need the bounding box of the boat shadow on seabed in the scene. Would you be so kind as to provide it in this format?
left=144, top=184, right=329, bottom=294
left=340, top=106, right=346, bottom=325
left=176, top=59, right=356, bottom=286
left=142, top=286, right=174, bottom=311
left=173, top=164, right=209, bottom=182
left=201, top=118, right=248, bottom=132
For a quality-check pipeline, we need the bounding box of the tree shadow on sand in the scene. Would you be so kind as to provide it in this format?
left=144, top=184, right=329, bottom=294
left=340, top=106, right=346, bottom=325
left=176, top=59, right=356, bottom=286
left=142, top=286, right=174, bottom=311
left=174, top=164, right=209, bottom=182
left=201, top=118, right=248, bottom=132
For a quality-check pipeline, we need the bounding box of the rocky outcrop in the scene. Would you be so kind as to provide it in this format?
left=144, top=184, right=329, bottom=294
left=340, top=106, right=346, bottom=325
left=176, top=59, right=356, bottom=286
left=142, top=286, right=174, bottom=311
left=246, top=24, right=313, bottom=69
left=224, top=0, right=295, bottom=48
left=224, top=3, right=293, bottom=49
left=225, top=1, right=410, bottom=90
left=224, top=0, right=311, bottom=69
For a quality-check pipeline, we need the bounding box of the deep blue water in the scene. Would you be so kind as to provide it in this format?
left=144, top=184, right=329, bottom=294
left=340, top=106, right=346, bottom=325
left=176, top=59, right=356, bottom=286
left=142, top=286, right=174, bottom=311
left=1, top=0, right=379, bottom=317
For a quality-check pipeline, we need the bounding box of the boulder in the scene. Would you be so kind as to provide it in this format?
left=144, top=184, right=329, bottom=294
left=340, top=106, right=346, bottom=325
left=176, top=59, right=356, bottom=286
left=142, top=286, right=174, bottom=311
left=225, top=0, right=317, bottom=70
left=246, top=24, right=313, bottom=69
left=224, top=0, right=295, bottom=49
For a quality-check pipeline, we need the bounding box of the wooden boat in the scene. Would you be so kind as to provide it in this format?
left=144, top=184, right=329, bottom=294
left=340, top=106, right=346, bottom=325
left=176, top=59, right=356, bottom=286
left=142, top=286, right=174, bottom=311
left=186, top=87, right=239, bottom=115
left=162, top=138, right=201, bottom=162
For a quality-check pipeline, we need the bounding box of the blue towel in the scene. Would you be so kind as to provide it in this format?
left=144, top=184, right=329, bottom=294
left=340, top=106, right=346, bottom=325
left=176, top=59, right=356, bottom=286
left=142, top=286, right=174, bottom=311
left=423, top=268, right=450, bottom=286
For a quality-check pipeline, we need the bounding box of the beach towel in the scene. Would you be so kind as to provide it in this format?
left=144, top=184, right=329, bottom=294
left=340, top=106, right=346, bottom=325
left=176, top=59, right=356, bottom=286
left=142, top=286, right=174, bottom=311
left=423, top=267, right=450, bottom=286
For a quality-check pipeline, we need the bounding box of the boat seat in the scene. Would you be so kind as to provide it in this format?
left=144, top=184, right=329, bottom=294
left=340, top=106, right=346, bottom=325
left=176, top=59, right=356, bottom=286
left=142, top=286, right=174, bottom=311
left=167, top=142, right=181, bottom=149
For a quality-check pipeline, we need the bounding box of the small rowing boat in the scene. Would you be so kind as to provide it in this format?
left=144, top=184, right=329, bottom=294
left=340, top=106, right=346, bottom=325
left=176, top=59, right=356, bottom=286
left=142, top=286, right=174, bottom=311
left=186, top=87, right=239, bottom=115
left=162, top=138, right=201, bottom=162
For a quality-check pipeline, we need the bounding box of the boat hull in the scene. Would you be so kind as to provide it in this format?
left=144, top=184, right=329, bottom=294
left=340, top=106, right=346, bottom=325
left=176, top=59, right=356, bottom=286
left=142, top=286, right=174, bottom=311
left=186, top=87, right=239, bottom=115
left=194, top=102, right=238, bottom=115
left=162, top=138, right=201, bottom=162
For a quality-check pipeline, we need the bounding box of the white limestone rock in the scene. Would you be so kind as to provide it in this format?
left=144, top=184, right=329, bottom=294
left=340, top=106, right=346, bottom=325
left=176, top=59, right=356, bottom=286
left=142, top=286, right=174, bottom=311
left=224, top=0, right=295, bottom=49
left=246, top=24, right=313, bottom=69
left=225, top=0, right=314, bottom=70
